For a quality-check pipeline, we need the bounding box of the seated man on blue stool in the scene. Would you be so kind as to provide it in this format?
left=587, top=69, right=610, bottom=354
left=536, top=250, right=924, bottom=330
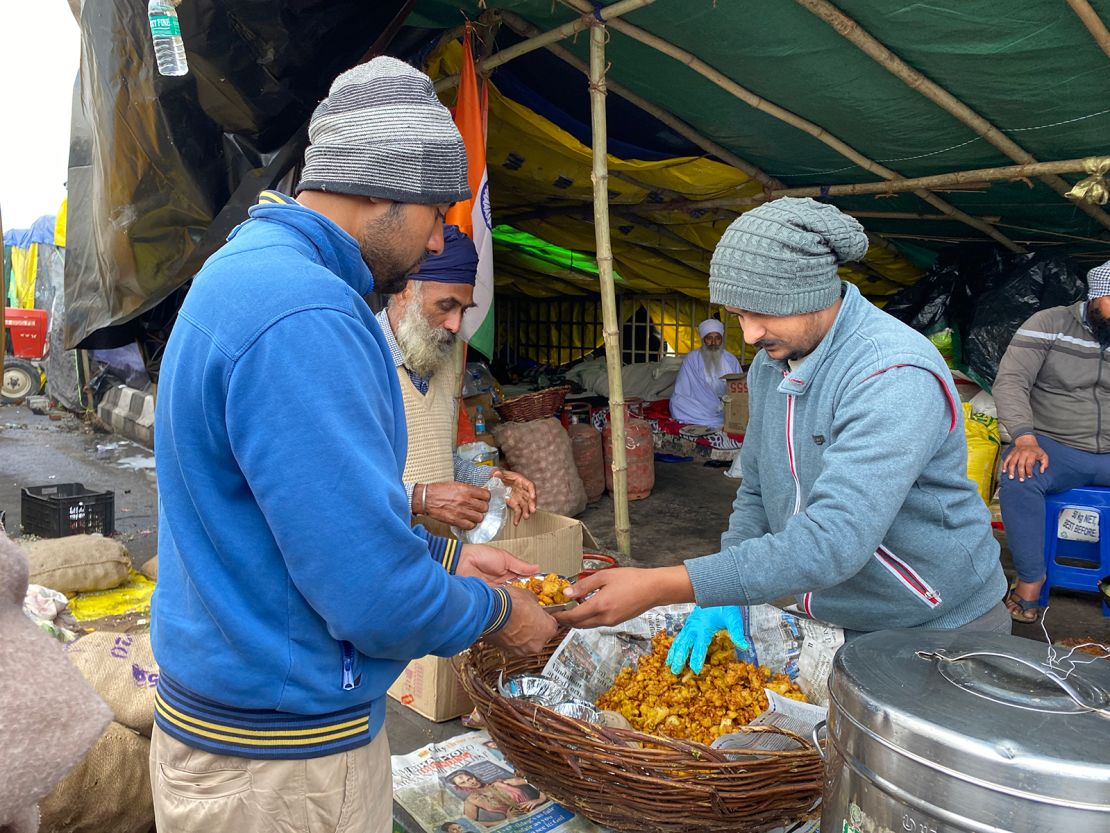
left=995, top=259, right=1110, bottom=623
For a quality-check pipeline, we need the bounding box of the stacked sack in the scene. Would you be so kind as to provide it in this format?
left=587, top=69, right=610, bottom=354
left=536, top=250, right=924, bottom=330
left=495, top=417, right=588, bottom=517
left=18, top=534, right=156, bottom=833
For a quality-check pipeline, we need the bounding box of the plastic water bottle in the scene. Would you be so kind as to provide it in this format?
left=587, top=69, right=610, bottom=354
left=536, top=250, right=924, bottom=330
left=148, top=0, right=188, bottom=77
left=474, top=406, right=486, bottom=434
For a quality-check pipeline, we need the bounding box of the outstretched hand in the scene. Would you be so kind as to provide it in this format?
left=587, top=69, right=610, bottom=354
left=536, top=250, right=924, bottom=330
left=552, top=565, right=694, bottom=629
left=457, top=544, right=538, bottom=586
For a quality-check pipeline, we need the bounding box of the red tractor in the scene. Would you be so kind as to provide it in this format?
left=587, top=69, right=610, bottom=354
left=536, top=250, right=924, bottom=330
left=3, top=307, right=48, bottom=402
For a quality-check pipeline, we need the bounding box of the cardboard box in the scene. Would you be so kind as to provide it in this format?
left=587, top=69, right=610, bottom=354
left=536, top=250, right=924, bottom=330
left=721, top=372, right=748, bottom=395
left=388, top=511, right=592, bottom=721
left=723, top=391, right=749, bottom=435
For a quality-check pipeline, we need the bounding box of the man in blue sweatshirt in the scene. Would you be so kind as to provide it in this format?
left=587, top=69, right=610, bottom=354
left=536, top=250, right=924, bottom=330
left=149, top=58, right=556, bottom=833
left=558, top=199, right=1009, bottom=647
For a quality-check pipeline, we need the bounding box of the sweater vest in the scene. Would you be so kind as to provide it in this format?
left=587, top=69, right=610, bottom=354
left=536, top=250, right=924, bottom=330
left=398, top=365, right=456, bottom=485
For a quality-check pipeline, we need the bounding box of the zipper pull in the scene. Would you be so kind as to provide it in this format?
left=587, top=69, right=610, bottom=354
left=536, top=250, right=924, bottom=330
left=341, top=642, right=356, bottom=691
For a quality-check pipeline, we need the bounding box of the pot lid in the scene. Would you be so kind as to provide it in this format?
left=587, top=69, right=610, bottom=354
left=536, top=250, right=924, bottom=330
left=829, top=630, right=1110, bottom=805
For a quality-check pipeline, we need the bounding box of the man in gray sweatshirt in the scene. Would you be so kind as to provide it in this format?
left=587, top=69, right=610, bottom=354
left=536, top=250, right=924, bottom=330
left=556, top=198, right=1009, bottom=644
left=993, top=260, right=1110, bottom=622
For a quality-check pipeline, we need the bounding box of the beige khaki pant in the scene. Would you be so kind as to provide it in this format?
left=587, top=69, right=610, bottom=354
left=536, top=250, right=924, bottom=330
left=149, top=724, right=392, bottom=833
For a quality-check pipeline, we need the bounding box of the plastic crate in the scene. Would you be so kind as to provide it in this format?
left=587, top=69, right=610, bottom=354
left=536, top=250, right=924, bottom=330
left=21, top=483, right=115, bottom=538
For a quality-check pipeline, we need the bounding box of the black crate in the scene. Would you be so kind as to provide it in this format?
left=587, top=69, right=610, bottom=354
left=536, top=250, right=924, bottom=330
left=21, top=483, right=115, bottom=538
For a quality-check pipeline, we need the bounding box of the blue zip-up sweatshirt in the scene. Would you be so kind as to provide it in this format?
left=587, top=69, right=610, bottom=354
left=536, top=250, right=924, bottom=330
left=686, top=283, right=1007, bottom=631
left=151, top=195, right=507, bottom=759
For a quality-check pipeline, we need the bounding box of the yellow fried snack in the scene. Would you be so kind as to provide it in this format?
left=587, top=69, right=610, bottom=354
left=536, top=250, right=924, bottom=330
left=596, top=631, right=807, bottom=746
left=513, top=573, right=572, bottom=606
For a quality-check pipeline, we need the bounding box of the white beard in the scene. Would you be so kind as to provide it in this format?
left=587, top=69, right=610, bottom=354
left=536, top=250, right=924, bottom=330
left=392, top=286, right=456, bottom=379
left=702, top=346, right=723, bottom=383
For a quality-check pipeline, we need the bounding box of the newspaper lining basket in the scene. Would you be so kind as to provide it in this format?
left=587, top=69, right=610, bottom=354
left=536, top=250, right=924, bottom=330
left=494, top=386, right=571, bottom=423
left=457, top=636, right=824, bottom=833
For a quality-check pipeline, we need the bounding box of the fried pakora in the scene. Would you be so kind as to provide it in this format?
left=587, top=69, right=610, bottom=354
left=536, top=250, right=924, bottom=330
left=596, top=631, right=806, bottom=746
left=513, top=573, right=572, bottom=606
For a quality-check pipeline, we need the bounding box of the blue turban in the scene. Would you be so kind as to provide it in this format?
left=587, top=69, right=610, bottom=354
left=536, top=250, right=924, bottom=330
left=410, top=225, right=478, bottom=286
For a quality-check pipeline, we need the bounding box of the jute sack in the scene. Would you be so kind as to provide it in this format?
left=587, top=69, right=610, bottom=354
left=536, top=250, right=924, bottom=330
left=65, top=631, right=158, bottom=737
left=495, top=419, right=587, bottom=517
left=22, top=534, right=130, bottom=593
left=137, top=555, right=157, bottom=581
left=38, top=721, right=154, bottom=833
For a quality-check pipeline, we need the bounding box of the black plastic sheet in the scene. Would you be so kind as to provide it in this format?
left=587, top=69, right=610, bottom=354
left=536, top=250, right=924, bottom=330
left=886, top=247, right=1087, bottom=389
left=65, top=0, right=409, bottom=350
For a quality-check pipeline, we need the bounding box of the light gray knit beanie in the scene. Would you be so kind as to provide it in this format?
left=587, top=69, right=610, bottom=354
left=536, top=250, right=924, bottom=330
left=296, top=57, right=471, bottom=205
left=709, top=197, right=868, bottom=315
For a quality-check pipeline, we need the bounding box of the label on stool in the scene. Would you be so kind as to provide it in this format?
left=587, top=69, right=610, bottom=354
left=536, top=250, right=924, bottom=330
left=1058, top=507, right=1100, bottom=542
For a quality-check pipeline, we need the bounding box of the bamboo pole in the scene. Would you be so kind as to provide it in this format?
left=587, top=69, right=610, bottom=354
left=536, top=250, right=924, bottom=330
left=556, top=0, right=1023, bottom=252
left=772, top=157, right=1110, bottom=198
left=1067, top=0, right=1110, bottom=61
left=498, top=10, right=779, bottom=189
left=798, top=0, right=1110, bottom=234
left=435, top=0, right=656, bottom=92
left=589, top=21, right=631, bottom=557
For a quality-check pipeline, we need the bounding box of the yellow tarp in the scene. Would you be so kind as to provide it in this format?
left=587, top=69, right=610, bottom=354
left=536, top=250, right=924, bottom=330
left=10, top=244, right=38, bottom=309
left=54, top=197, right=68, bottom=248
left=69, top=569, right=155, bottom=621
left=427, top=42, right=922, bottom=304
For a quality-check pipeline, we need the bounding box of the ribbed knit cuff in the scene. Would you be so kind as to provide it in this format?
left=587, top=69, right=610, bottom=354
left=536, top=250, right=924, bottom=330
left=685, top=553, right=753, bottom=608
left=709, top=276, right=841, bottom=316
left=1007, top=427, right=1036, bottom=442
left=481, top=587, right=512, bottom=636
left=425, top=535, right=461, bottom=574
left=404, top=481, right=416, bottom=511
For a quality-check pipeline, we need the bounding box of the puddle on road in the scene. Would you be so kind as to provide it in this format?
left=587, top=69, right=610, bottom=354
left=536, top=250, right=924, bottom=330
left=89, top=439, right=155, bottom=471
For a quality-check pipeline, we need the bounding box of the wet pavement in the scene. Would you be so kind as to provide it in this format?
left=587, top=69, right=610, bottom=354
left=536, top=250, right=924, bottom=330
left=2, top=400, right=1106, bottom=756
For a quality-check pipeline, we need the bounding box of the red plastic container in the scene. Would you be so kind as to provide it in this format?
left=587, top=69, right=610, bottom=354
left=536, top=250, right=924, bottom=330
left=4, top=308, right=49, bottom=360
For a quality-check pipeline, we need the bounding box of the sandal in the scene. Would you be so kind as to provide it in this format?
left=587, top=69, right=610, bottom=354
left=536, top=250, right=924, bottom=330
left=1005, top=589, right=1042, bottom=624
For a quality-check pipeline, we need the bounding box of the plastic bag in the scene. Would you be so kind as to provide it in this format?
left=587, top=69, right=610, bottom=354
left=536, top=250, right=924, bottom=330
left=452, top=477, right=510, bottom=545
left=964, top=403, right=1001, bottom=504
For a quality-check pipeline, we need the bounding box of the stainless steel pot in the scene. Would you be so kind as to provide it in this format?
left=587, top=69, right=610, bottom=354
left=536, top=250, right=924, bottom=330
left=819, top=630, right=1110, bottom=833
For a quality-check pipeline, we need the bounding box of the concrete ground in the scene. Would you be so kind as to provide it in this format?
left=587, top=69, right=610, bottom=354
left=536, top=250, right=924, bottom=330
left=2, top=400, right=1107, bottom=759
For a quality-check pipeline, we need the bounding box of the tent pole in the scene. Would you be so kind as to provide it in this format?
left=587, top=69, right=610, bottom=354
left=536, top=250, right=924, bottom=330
left=798, top=0, right=1110, bottom=235
left=589, top=21, right=631, bottom=557
left=556, top=0, right=1023, bottom=252
left=435, top=0, right=656, bottom=93
left=498, top=10, right=778, bottom=190
left=772, top=157, right=1110, bottom=199
left=1067, top=0, right=1110, bottom=62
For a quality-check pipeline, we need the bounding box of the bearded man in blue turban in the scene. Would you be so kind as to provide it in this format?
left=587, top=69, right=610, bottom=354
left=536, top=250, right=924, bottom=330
left=377, top=225, right=536, bottom=529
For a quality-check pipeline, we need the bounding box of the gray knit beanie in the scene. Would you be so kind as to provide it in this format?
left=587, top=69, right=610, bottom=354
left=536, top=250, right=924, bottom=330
left=296, top=57, right=471, bottom=205
left=709, top=197, right=868, bottom=315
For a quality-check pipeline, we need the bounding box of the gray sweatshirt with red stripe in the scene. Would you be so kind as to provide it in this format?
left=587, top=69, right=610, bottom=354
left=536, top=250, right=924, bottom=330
left=684, top=283, right=1006, bottom=632
left=994, top=302, right=1110, bottom=453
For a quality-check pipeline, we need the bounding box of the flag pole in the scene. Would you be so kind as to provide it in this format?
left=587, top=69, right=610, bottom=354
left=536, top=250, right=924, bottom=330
left=589, top=21, right=631, bottom=557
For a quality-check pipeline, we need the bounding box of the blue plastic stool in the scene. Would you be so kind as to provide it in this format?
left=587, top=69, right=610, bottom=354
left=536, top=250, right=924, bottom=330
left=1039, top=487, right=1110, bottom=616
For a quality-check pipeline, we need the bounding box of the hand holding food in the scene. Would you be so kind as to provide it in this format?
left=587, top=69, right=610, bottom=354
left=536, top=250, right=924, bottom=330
left=484, top=586, right=558, bottom=656
left=666, top=605, right=749, bottom=675
left=457, top=545, right=538, bottom=586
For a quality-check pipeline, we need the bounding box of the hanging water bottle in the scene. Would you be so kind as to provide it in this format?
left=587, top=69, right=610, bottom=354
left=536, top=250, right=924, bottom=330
left=474, top=406, right=486, bottom=434
left=148, top=0, right=188, bottom=77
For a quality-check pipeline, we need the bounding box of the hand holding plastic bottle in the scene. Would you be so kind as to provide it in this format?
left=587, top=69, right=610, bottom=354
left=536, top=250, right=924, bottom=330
left=666, top=605, right=749, bottom=675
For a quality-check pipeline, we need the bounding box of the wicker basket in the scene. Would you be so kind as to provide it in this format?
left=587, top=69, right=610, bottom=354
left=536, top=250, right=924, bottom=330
left=457, top=636, right=824, bottom=833
left=495, top=386, right=571, bottom=423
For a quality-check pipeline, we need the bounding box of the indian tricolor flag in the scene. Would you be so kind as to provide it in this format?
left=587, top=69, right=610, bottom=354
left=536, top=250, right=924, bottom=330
left=447, top=25, right=494, bottom=358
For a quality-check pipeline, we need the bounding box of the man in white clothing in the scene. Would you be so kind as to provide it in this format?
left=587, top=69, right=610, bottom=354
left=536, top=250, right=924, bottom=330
left=669, top=318, right=742, bottom=427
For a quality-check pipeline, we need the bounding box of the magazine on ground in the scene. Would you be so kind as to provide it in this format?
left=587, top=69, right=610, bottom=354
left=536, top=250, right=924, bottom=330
left=391, top=729, right=820, bottom=833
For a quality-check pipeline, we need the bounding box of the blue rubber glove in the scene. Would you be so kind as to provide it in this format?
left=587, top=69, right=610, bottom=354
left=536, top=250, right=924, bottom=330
left=666, top=606, right=749, bottom=675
